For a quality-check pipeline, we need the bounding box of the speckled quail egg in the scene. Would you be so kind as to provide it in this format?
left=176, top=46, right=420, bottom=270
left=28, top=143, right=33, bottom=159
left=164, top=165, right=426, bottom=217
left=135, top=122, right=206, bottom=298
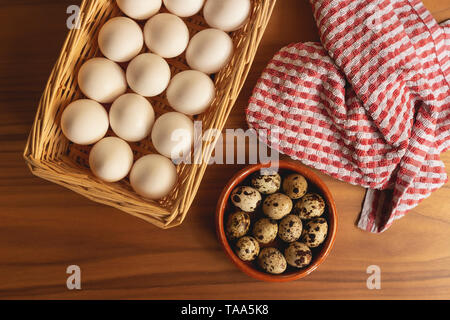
left=235, top=236, right=260, bottom=262
left=225, top=211, right=251, bottom=240
left=301, top=217, right=328, bottom=248
left=294, top=193, right=326, bottom=219
left=284, top=242, right=312, bottom=268
left=252, top=218, right=278, bottom=244
left=258, top=247, right=287, bottom=275
left=250, top=172, right=281, bottom=195
left=278, top=214, right=303, bottom=243
left=230, top=186, right=262, bottom=213
left=282, top=173, right=308, bottom=199
left=262, top=193, right=292, bottom=220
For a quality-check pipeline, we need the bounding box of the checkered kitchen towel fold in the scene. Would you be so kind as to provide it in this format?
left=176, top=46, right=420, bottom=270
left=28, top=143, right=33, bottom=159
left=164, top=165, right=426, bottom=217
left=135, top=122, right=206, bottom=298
left=246, top=0, right=450, bottom=232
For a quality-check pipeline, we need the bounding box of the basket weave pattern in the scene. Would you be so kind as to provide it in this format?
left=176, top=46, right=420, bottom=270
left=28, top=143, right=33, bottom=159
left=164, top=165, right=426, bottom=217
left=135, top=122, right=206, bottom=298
left=23, top=0, right=276, bottom=228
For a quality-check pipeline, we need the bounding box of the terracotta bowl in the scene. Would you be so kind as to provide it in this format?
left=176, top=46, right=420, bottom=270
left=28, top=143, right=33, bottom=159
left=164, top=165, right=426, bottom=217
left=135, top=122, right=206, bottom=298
left=215, top=161, right=337, bottom=282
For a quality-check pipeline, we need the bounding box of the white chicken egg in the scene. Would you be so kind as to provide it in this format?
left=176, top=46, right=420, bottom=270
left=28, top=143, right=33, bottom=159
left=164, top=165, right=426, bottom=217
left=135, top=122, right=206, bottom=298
left=78, top=58, right=127, bottom=103
left=163, top=0, right=205, bottom=17
left=61, top=99, right=109, bottom=145
left=166, top=70, right=215, bottom=115
left=89, top=137, right=134, bottom=182
left=203, top=0, right=251, bottom=32
left=130, top=154, right=177, bottom=199
left=98, top=17, right=143, bottom=63
left=109, top=93, right=155, bottom=142
left=144, top=13, right=190, bottom=58
left=186, top=28, right=233, bottom=74
left=116, top=0, right=162, bottom=20
left=151, top=112, right=194, bottom=160
left=126, top=53, right=171, bottom=97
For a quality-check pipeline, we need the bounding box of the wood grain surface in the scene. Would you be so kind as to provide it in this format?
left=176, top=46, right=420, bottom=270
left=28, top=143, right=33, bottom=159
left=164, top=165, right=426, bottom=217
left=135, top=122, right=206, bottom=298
left=1, top=0, right=450, bottom=300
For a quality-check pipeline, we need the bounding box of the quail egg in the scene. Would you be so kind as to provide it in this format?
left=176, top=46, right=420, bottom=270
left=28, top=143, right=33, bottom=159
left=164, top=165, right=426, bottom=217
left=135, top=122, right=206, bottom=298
left=262, top=193, right=292, bottom=220
left=294, top=193, right=326, bottom=219
left=250, top=172, right=281, bottom=195
left=301, top=217, right=328, bottom=248
left=278, top=214, right=303, bottom=243
left=230, top=186, right=262, bottom=213
left=252, top=218, right=278, bottom=244
left=235, top=236, right=260, bottom=262
left=284, top=242, right=312, bottom=268
left=258, top=247, right=287, bottom=275
left=225, top=211, right=250, bottom=240
left=282, top=173, right=308, bottom=199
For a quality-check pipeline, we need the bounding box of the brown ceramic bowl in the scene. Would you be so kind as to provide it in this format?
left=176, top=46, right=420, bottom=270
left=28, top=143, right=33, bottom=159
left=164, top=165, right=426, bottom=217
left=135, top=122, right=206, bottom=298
left=216, top=161, right=337, bottom=282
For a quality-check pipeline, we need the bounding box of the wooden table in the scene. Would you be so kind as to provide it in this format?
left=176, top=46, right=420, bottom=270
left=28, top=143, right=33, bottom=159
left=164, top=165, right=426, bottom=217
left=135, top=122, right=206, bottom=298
left=1, top=0, right=450, bottom=300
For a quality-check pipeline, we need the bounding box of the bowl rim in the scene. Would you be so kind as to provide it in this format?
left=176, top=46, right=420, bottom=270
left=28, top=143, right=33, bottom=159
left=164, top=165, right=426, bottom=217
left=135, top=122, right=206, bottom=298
left=215, top=160, right=338, bottom=282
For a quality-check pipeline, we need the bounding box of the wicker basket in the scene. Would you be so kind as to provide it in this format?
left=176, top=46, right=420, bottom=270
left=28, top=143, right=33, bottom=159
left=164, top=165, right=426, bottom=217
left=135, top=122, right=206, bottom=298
left=23, top=0, right=276, bottom=228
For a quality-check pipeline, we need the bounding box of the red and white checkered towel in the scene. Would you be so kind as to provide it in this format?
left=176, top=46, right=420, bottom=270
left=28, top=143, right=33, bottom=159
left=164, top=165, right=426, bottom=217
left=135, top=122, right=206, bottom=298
left=246, top=0, right=450, bottom=232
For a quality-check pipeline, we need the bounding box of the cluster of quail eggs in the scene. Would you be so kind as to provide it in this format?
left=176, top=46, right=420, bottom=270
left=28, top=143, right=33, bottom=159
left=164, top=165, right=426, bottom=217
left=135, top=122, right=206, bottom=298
left=225, top=171, right=329, bottom=275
